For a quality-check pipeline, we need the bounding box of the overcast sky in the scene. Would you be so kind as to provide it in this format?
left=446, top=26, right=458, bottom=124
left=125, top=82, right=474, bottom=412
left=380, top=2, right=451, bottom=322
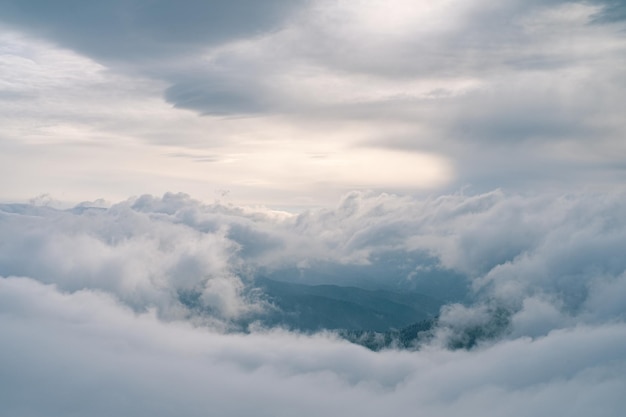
left=1, top=0, right=625, bottom=207
left=2, top=2, right=626, bottom=415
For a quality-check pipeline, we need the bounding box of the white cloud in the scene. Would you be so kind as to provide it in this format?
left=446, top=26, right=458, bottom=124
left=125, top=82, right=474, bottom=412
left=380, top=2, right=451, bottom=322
left=0, top=197, right=262, bottom=327
left=1, top=188, right=626, bottom=413
left=2, top=189, right=626, bottom=335
left=0, top=0, right=625, bottom=410
left=1, top=275, right=625, bottom=416
left=510, top=296, right=571, bottom=338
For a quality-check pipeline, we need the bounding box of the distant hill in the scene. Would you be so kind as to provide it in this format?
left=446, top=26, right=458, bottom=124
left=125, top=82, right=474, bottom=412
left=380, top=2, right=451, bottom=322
left=254, top=277, right=443, bottom=332
left=261, top=252, right=470, bottom=303
left=179, top=278, right=507, bottom=351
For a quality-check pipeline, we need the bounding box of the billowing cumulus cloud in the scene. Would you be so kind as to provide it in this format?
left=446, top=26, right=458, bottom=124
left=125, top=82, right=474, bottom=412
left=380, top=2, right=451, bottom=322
left=2, top=189, right=626, bottom=414
left=0, top=196, right=262, bottom=327
left=4, top=190, right=626, bottom=322
left=2, top=189, right=626, bottom=330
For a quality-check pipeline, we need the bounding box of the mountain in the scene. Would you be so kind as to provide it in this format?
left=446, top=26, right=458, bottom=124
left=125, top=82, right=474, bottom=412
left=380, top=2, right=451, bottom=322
left=261, top=252, right=470, bottom=303
left=338, top=318, right=437, bottom=351
left=254, top=277, right=443, bottom=332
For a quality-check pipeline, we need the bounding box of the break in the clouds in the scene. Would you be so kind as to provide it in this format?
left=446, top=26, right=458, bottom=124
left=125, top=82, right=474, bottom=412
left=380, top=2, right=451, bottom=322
left=2, top=190, right=626, bottom=415
left=0, top=0, right=625, bottom=204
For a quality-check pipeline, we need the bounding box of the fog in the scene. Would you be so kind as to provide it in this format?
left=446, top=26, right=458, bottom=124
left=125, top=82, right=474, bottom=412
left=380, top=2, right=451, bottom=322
left=1, top=190, right=625, bottom=415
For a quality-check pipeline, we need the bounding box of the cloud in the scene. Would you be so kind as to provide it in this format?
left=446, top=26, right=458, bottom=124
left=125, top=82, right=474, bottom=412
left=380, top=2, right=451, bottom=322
left=1, top=1, right=625, bottom=411
left=0, top=196, right=265, bottom=327
left=153, top=0, right=626, bottom=190
left=0, top=0, right=305, bottom=62
left=2, top=189, right=626, bottom=334
left=164, top=77, right=269, bottom=115
left=1, top=275, right=625, bottom=416
left=591, top=0, right=626, bottom=23
left=1, top=1, right=625, bottom=199
left=2, top=188, right=626, bottom=413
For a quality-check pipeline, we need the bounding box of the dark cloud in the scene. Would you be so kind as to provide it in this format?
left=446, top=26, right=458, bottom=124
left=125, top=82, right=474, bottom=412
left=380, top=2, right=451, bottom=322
left=0, top=0, right=305, bottom=62
left=591, top=0, right=626, bottom=22
left=164, top=78, right=269, bottom=115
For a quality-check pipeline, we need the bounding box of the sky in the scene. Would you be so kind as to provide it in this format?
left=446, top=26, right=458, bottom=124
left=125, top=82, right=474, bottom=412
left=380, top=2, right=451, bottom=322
left=0, top=0, right=624, bottom=206
left=1, top=1, right=626, bottom=416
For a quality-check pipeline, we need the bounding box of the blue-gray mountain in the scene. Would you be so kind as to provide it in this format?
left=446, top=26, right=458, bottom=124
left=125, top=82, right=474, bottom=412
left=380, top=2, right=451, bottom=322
left=254, top=277, right=442, bottom=332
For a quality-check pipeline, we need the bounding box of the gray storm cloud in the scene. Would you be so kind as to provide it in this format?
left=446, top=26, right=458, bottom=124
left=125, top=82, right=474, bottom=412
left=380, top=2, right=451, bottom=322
left=0, top=0, right=306, bottom=61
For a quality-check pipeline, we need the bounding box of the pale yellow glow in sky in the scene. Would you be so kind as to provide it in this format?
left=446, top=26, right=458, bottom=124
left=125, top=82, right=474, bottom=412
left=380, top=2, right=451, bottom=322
left=0, top=29, right=452, bottom=207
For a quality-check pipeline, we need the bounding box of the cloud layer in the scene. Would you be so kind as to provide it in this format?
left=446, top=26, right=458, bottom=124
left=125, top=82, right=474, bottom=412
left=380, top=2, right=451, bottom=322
left=1, top=1, right=626, bottom=413
left=3, top=189, right=626, bottom=330
left=1, top=1, right=625, bottom=203
left=1, top=271, right=625, bottom=416
left=2, top=189, right=626, bottom=414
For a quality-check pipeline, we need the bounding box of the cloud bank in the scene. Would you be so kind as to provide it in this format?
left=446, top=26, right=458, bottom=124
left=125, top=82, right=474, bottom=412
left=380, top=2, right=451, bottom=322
left=1, top=189, right=626, bottom=415
left=3, top=190, right=626, bottom=331
left=1, top=273, right=625, bottom=417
